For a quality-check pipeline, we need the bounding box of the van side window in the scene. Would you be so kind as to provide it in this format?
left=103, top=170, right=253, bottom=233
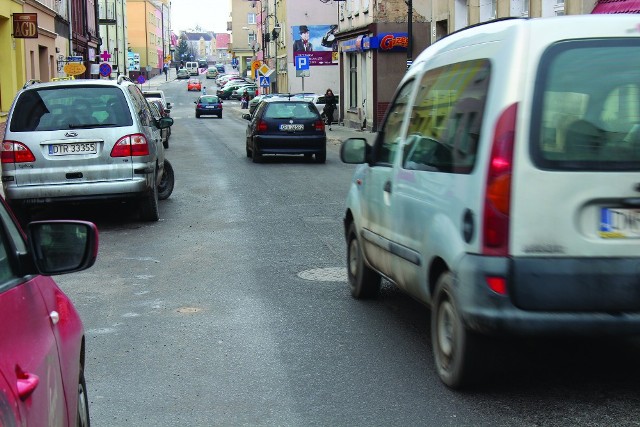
left=375, top=81, right=415, bottom=165
left=128, top=86, right=152, bottom=127
left=532, top=39, right=640, bottom=171
left=403, top=59, right=490, bottom=174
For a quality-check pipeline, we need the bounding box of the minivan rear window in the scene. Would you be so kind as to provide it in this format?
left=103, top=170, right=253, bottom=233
left=532, top=39, right=640, bottom=171
left=10, top=86, right=133, bottom=131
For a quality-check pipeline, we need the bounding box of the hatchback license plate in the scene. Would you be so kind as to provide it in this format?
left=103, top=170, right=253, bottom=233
left=280, top=124, right=304, bottom=131
left=49, top=143, right=97, bottom=156
left=600, top=208, right=640, bottom=238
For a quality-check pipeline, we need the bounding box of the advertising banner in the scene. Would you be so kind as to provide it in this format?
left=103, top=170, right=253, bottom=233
left=291, top=24, right=338, bottom=66
left=13, top=13, right=38, bottom=39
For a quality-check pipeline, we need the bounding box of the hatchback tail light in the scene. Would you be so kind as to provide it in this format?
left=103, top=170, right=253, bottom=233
left=1, top=141, right=36, bottom=163
left=314, top=120, right=325, bottom=132
left=111, top=134, right=150, bottom=157
left=197, top=103, right=203, bottom=108
left=482, top=103, right=516, bottom=256
left=257, top=120, right=268, bottom=133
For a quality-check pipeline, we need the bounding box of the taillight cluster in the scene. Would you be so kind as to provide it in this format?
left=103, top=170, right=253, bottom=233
left=257, top=120, right=268, bottom=133
left=1, top=141, right=36, bottom=163
left=110, top=134, right=150, bottom=157
left=314, top=120, right=325, bottom=132
left=482, top=103, right=516, bottom=257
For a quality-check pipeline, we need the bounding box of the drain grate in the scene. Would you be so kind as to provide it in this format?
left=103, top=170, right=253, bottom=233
left=297, top=267, right=347, bottom=282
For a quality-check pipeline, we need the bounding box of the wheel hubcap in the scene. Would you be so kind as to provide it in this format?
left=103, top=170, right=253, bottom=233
left=437, top=299, right=455, bottom=359
left=349, top=238, right=359, bottom=278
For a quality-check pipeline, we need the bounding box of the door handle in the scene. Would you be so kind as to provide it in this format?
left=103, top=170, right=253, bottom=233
left=16, top=370, right=39, bottom=400
left=383, top=181, right=392, bottom=193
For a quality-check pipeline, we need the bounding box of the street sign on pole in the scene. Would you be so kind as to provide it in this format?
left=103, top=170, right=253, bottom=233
left=294, top=56, right=309, bottom=71
left=258, top=76, right=270, bottom=87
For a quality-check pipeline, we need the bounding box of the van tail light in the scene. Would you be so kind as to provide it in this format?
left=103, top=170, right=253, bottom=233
left=110, top=134, right=150, bottom=157
left=482, top=103, right=516, bottom=256
left=1, top=141, right=36, bottom=163
left=314, top=120, right=325, bottom=132
left=196, top=103, right=202, bottom=108
left=257, top=120, right=268, bottom=133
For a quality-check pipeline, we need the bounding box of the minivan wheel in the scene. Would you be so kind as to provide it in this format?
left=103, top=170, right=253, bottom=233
left=347, top=222, right=381, bottom=298
left=158, top=160, right=175, bottom=201
left=77, top=367, right=90, bottom=427
left=315, top=150, right=326, bottom=163
left=431, top=271, right=479, bottom=389
left=139, top=172, right=159, bottom=221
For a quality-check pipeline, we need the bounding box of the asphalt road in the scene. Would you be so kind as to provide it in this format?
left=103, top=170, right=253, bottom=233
left=51, top=72, right=640, bottom=426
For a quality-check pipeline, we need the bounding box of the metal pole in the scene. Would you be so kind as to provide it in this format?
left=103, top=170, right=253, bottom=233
left=407, top=0, right=413, bottom=69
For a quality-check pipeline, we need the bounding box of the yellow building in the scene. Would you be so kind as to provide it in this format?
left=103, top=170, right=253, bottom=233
left=0, top=0, right=26, bottom=123
left=127, top=0, right=170, bottom=77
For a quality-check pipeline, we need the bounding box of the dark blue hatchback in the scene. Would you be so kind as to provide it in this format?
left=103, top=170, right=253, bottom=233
left=244, top=100, right=327, bottom=163
left=195, top=95, right=223, bottom=118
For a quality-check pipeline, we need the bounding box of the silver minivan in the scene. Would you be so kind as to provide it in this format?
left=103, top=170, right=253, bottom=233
left=2, top=77, right=173, bottom=221
left=341, top=15, right=640, bottom=389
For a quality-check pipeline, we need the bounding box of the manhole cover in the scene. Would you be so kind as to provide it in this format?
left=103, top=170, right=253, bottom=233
left=176, top=307, right=202, bottom=314
left=298, top=267, right=347, bottom=282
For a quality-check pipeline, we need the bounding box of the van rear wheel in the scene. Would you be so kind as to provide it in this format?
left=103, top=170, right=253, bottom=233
left=431, top=271, right=480, bottom=389
left=347, top=222, right=381, bottom=298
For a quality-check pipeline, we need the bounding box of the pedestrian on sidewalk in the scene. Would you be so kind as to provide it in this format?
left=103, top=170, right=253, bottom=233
left=163, top=63, right=168, bottom=81
left=323, top=88, right=337, bottom=130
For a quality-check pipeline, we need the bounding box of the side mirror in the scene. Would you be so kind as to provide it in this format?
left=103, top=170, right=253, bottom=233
left=166, top=102, right=172, bottom=110
left=340, top=137, right=368, bottom=164
left=242, top=113, right=252, bottom=121
left=157, top=117, right=174, bottom=129
left=194, top=101, right=197, bottom=104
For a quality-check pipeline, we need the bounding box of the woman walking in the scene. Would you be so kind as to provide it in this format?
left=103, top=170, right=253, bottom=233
left=323, top=88, right=337, bottom=130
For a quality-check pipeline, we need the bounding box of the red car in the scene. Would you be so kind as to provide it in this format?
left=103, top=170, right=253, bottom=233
left=0, top=198, right=98, bottom=426
left=187, top=78, right=202, bottom=91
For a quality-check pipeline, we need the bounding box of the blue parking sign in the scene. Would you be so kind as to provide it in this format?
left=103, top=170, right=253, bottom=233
left=295, top=56, right=309, bottom=71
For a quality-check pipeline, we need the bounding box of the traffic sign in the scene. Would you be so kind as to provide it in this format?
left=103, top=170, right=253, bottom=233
left=295, top=56, right=309, bottom=71
left=99, top=62, right=112, bottom=77
left=231, top=57, right=239, bottom=66
left=137, top=75, right=146, bottom=84
left=258, top=63, right=273, bottom=77
left=258, top=76, right=270, bottom=87
left=66, top=56, right=83, bottom=63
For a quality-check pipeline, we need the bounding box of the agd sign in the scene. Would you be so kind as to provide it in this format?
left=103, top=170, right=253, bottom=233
left=13, top=13, right=38, bottom=39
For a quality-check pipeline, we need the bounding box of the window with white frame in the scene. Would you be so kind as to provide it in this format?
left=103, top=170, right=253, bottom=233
left=349, top=54, right=358, bottom=108
left=248, top=13, right=256, bottom=24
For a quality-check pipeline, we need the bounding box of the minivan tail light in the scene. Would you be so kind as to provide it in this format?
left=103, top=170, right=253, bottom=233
left=314, top=120, right=325, bottom=132
left=110, top=134, right=150, bottom=157
left=1, top=141, right=36, bottom=163
left=482, top=103, right=516, bottom=256
left=257, top=120, right=268, bottom=133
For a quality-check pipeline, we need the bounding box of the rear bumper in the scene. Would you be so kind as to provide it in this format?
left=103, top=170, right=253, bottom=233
left=254, top=135, right=326, bottom=155
left=456, top=254, right=640, bottom=336
left=196, top=108, right=222, bottom=115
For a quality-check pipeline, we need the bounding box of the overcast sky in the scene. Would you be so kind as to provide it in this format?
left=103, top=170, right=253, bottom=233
left=171, top=0, right=231, bottom=33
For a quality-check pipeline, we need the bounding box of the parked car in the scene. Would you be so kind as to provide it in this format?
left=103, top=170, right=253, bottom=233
left=177, top=68, right=190, bottom=79
left=292, top=93, right=339, bottom=124
left=216, top=64, right=225, bottom=74
left=185, top=61, right=199, bottom=76
left=248, top=93, right=289, bottom=115
left=244, top=99, right=326, bottom=163
left=195, top=95, right=223, bottom=118
left=231, top=84, right=258, bottom=100
left=2, top=76, right=173, bottom=222
left=0, top=208, right=98, bottom=426
left=187, top=78, right=202, bottom=91
left=340, top=15, right=640, bottom=390
left=206, top=67, right=218, bottom=79
left=142, top=89, right=171, bottom=112
left=217, top=82, right=252, bottom=100
left=149, top=100, right=170, bottom=148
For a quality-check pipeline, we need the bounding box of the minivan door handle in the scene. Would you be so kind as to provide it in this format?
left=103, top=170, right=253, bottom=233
left=383, top=181, right=392, bottom=193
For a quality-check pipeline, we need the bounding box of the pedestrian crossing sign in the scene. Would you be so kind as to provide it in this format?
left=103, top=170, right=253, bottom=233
left=259, top=76, right=270, bottom=87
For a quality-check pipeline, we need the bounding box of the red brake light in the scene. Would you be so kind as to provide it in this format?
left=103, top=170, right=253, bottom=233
left=257, top=120, right=268, bottom=133
left=1, top=141, right=36, bottom=163
left=482, top=103, right=516, bottom=256
left=314, top=120, right=325, bottom=132
left=486, top=276, right=507, bottom=295
left=110, top=134, right=149, bottom=157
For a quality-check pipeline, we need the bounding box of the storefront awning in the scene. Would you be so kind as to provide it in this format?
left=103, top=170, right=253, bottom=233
left=592, top=0, right=640, bottom=14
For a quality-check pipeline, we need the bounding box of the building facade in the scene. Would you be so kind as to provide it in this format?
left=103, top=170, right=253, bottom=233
left=127, top=0, right=169, bottom=78
left=98, top=0, right=128, bottom=76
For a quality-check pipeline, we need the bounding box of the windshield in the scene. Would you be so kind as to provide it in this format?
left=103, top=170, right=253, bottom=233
left=10, top=86, right=133, bottom=131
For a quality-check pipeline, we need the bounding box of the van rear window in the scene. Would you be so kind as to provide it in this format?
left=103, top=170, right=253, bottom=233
left=531, top=39, right=640, bottom=171
left=10, top=86, right=132, bottom=131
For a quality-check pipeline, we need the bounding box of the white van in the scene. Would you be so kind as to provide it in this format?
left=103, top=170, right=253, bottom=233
left=340, top=15, right=640, bottom=389
left=185, top=61, right=199, bottom=76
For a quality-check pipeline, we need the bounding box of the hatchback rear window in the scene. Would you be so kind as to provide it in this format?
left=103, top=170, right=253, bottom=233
left=264, top=102, right=319, bottom=120
left=10, top=86, right=133, bottom=131
left=531, top=39, right=640, bottom=171
left=200, top=96, right=220, bottom=104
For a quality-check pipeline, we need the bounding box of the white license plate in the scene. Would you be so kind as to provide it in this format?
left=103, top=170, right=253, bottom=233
left=279, top=124, right=304, bottom=131
left=206, top=105, right=216, bottom=109
left=49, top=143, right=97, bottom=156
left=600, top=208, right=640, bottom=238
